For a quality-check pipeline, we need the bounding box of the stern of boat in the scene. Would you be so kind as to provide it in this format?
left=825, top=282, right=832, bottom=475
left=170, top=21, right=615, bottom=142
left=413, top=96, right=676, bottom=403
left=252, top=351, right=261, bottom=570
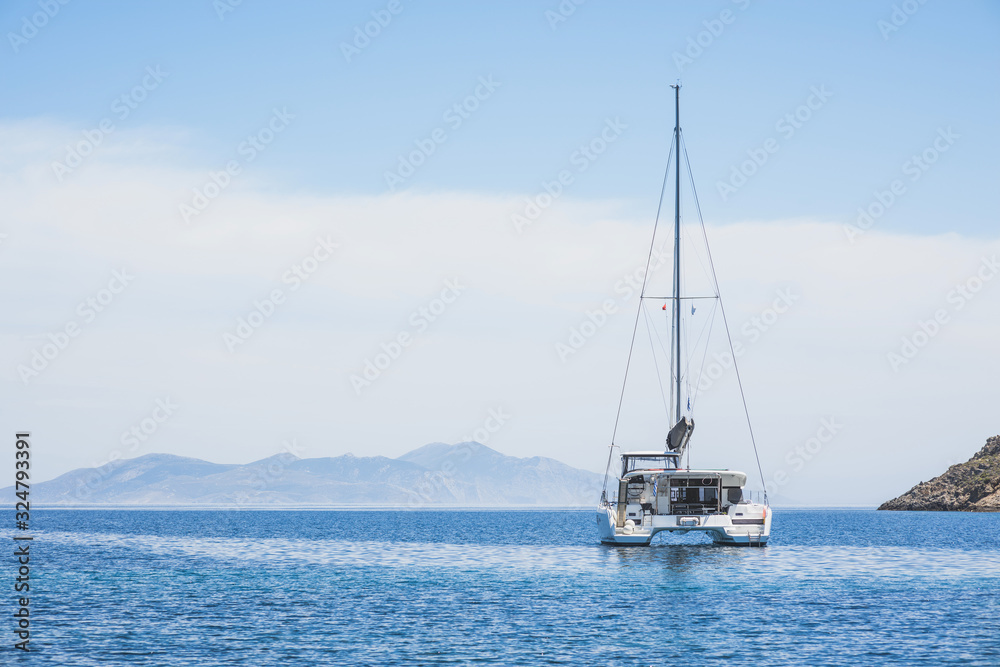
left=595, top=504, right=653, bottom=546
left=709, top=502, right=771, bottom=546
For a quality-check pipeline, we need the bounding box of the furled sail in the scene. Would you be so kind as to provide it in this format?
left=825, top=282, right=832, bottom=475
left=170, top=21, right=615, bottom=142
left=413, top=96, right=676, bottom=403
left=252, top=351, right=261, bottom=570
left=667, top=416, right=694, bottom=454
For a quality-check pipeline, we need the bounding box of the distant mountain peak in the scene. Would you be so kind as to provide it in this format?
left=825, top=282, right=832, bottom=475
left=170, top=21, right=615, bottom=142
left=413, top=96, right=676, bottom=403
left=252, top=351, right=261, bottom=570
left=128, top=452, right=208, bottom=464
left=396, top=441, right=508, bottom=470
left=8, top=442, right=603, bottom=507
left=250, top=452, right=302, bottom=463
left=398, top=441, right=503, bottom=458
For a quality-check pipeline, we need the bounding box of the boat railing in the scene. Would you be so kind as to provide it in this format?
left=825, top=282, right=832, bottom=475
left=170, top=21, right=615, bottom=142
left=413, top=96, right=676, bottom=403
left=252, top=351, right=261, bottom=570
left=603, top=492, right=768, bottom=510
left=739, top=490, right=768, bottom=505
left=667, top=503, right=719, bottom=515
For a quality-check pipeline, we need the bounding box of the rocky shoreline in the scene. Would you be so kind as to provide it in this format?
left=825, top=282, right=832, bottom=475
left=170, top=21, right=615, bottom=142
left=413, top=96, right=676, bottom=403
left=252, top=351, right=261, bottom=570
left=879, top=435, right=1000, bottom=512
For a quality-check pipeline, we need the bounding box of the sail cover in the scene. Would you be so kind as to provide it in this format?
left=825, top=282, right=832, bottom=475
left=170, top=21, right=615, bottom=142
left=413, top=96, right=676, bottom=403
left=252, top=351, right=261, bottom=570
left=667, top=416, right=695, bottom=452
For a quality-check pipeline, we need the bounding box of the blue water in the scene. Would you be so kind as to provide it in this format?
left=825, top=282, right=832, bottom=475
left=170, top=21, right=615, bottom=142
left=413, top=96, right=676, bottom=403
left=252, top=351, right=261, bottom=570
left=3, top=509, right=999, bottom=665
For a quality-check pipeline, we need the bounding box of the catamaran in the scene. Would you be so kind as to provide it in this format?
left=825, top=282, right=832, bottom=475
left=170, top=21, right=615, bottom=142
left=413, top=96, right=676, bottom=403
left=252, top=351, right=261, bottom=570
left=596, top=85, right=771, bottom=546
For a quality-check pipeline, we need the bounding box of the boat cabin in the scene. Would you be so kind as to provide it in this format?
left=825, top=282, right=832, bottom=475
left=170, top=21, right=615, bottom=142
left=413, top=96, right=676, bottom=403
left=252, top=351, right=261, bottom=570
left=614, top=451, right=749, bottom=527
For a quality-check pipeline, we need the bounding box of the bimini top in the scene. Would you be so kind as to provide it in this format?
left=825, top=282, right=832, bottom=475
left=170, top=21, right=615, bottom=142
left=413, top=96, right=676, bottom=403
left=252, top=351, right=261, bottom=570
left=620, top=451, right=681, bottom=476
left=621, top=451, right=681, bottom=458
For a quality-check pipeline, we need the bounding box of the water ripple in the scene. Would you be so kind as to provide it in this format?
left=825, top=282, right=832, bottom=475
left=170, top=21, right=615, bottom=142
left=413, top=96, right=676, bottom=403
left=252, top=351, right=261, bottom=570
left=4, top=509, right=998, bottom=666
left=37, top=529, right=1000, bottom=583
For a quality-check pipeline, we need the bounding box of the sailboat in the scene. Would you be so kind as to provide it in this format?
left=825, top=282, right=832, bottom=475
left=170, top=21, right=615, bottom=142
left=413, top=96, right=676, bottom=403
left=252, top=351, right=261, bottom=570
left=596, top=85, right=771, bottom=546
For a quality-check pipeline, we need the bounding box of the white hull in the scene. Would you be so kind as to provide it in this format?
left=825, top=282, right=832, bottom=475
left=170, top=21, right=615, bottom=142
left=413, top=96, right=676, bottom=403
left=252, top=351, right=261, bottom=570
left=596, top=503, right=771, bottom=547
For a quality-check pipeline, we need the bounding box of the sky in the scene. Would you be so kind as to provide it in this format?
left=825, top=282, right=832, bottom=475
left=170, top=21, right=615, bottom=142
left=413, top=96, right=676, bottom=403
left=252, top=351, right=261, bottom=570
left=1, top=0, right=998, bottom=505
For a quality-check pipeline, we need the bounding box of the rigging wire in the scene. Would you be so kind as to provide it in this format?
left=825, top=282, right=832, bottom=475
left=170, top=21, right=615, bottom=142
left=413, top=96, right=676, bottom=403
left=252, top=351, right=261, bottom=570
left=648, top=303, right=678, bottom=388
left=642, top=302, right=672, bottom=423
left=685, top=296, right=718, bottom=412
left=602, top=133, right=676, bottom=494
left=678, top=200, right=719, bottom=416
left=689, top=299, right=719, bottom=414
left=680, top=130, right=769, bottom=500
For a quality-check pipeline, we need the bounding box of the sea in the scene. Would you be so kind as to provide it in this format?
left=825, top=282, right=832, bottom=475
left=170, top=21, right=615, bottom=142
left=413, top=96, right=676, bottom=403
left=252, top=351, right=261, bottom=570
left=3, top=508, right=998, bottom=665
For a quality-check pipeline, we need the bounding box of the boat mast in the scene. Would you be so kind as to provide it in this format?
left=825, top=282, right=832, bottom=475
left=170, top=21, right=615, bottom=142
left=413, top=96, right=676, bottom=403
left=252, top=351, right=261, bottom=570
left=671, top=83, right=682, bottom=424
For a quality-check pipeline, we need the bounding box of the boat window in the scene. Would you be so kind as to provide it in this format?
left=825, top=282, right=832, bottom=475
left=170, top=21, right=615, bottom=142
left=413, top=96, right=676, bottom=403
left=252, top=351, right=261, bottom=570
left=622, top=456, right=678, bottom=474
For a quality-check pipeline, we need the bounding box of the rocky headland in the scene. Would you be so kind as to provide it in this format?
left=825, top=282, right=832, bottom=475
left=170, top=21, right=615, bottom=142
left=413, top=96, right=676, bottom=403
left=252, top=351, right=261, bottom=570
left=879, top=435, right=1000, bottom=511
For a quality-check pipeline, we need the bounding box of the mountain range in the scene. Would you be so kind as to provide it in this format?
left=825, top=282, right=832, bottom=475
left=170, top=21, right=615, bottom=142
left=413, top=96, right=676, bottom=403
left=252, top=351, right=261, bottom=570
left=13, top=442, right=605, bottom=507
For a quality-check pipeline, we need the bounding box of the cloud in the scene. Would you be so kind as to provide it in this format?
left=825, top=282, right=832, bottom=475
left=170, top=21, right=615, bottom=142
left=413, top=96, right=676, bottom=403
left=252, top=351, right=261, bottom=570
left=1, top=120, right=998, bottom=505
